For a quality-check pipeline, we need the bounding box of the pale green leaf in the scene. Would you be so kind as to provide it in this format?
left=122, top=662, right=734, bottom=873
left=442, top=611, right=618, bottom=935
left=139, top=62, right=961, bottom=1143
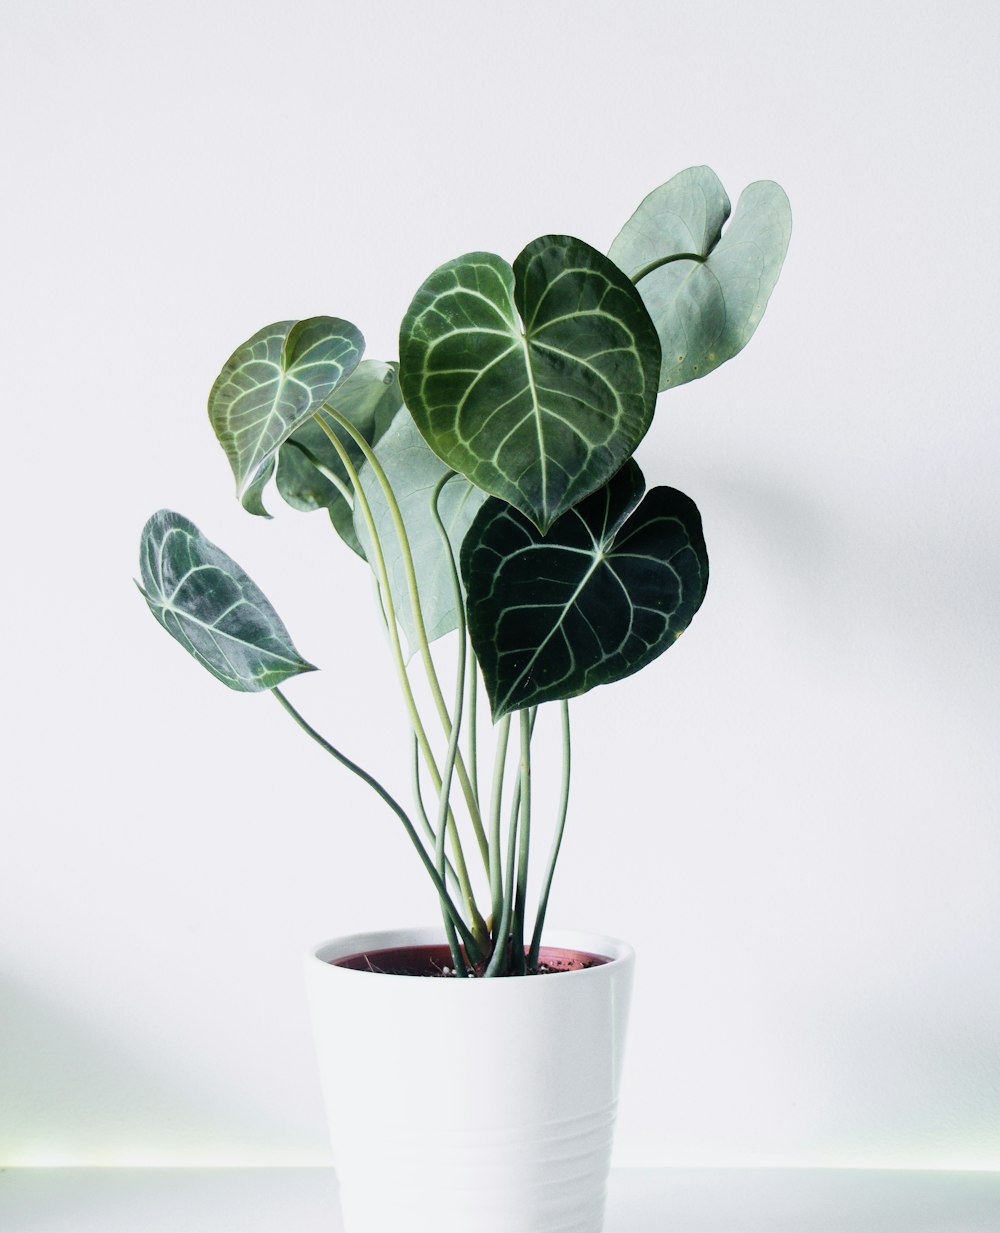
left=610, top=170, right=791, bottom=389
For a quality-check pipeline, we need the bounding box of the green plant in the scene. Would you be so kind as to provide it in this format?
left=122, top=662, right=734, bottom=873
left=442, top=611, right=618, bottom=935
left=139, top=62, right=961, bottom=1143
left=137, top=165, right=791, bottom=976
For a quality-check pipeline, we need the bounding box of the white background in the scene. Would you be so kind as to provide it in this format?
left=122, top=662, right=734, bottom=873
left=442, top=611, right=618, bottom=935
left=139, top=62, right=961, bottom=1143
left=2, top=0, right=998, bottom=1171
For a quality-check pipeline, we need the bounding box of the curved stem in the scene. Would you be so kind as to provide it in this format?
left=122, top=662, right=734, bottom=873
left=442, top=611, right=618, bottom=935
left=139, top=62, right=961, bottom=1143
left=430, top=473, right=469, bottom=973
left=310, top=412, right=483, bottom=940
left=528, top=700, right=571, bottom=970
left=281, top=439, right=355, bottom=506
left=410, top=736, right=460, bottom=897
left=271, top=687, right=479, bottom=957
left=373, top=568, right=459, bottom=900
left=316, top=403, right=489, bottom=873
left=630, top=251, right=707, bottom=284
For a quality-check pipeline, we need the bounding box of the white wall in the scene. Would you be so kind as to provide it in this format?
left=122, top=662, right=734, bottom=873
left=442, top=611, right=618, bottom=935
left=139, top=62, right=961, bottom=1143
left=2, top=0, right=997, bottom=1170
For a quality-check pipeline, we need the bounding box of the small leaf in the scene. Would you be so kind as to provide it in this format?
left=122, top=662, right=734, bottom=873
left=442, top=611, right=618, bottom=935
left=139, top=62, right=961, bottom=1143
left=274, top=360, right=402, bottom=557
left=355, top=409, right=488, bottom=657
left=208, top=317, right=364, bottom=515
left=399, top=235, right=660, bottom=534
left=462, top=461, right=709, bottom=718
left=138, top=510, right=315, bottom=692
left=609, top=168, right=791, bottom=389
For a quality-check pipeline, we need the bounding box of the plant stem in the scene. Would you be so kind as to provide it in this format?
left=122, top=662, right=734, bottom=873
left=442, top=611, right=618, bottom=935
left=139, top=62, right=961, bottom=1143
left=316, top=403, right=489, bottom=875
left=410, top=737, right=460, bottom=897
left=528, top=700, right=571, bottom=970
left=511, top=708, right=533, bottom=976
left=271, top=687, right=480, bottom=959
left=430, top=473, right=469, bottom=975
left=630, top=251, right=707, bottom=284
left=483, top=744, right=522, bottom=979
left=487, top=714, right=512, bottom=932
left=281, top=439, right=355, bottom=506
left=466, top=638, right=479, bottom=802
left=484, top=707, right=538, bottom=977
left=309, top=412, right=486, bottom=945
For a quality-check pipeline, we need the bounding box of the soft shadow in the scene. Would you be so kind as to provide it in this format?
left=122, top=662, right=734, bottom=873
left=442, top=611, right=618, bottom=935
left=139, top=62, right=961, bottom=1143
left=0, top=970, right=311, bottom=1175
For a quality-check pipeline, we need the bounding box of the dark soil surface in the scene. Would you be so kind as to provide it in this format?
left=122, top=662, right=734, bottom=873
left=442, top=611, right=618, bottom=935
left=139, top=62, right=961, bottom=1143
left=331, top=943, right=608, bottom=977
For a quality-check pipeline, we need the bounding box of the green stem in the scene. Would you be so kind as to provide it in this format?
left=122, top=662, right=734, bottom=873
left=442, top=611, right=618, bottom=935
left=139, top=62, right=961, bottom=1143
left=271, top=687, right=480, bottom=959
left=511, top=708, right=533, bottom=976
left=316, top=403, right=489, bottom=874
left=483, top=737, right=523, bottom=979
left=487, top=714, right=512, bottom=932
left=410, top=737, right=460, bottom=897
left=281, top=440, right=355, bottom=506
left=430, top=473, right=469, bottom=975
left=484, top=707, right=537, bottom=977
left=310, top=413, right=485, bottom=944
left=466, top=638, right=479, bottom=803
left=528, top=700, right=571, bottom=970
left=630, top=251, right=707, bottom=284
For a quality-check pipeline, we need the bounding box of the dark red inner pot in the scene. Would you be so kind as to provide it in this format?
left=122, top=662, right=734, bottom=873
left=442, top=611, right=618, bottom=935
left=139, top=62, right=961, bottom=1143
left=331, top=943, right=609, bottom=976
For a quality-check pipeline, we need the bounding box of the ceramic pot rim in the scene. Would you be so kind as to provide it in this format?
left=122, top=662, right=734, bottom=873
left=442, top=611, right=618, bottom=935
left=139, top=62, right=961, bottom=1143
left=309, top=926, right=634, bottom=983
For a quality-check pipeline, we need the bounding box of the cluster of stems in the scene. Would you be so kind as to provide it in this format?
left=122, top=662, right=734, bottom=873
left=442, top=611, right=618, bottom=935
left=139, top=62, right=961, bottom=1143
left=271, top=403, right=572, bottom=977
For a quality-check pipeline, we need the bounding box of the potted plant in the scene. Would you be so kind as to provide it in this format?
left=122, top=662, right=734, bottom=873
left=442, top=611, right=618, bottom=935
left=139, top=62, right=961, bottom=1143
left=137, top=165, right=790, bottom=1233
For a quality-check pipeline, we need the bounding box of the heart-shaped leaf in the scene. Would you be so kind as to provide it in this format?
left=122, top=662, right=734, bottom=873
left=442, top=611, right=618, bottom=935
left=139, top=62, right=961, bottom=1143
left=399, top=235, right=661, bottom=534
left=275, top=360, right=402, bottom=557
left=355, top=408, right=488, bottom=657
left=137, top=510, right=316, bottom=692
left=461, top=461, right=708, bottom=718
left=609, top=168, right=791, bottom=390
left=209, top=317, right=364, bottom=515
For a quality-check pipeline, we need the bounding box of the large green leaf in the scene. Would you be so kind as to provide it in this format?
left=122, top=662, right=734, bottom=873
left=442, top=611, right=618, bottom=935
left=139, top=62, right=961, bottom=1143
left=137, top=510, right=315, bottom=692
left=355, top=408, right=488, bottom=657
left=609, top=168, right=791, bottom=389
left=208, top=317, right=364, bottom=515
left=399, top=235, right=661, bottom=534
left=461, top=461, right=708, bottom=718
left=274, top=360, right=402, bottom=557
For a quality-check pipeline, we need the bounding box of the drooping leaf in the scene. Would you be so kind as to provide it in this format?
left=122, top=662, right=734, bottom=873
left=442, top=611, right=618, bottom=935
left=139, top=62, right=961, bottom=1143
left=137, top=510, right=315, bottom=692
left=399, top=235, right=661, bottom=534
left=609, top=168, right=791, bottom=389
left=208, top=317, right=364, bottom=515
left=461, top=461, right=709, bottom=718
left=274, top=360, right=402, bottom=557
left=355, top=408, right=488, bottom=657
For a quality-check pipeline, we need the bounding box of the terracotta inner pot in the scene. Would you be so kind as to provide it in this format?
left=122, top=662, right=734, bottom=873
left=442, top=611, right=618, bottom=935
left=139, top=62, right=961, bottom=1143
left=331, top=943, right=609, bottom=977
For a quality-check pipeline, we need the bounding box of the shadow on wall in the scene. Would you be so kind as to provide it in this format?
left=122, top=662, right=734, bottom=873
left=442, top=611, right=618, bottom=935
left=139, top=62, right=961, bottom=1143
left=691, top=464, right=1000, bottom=725
left=0, top=970, right=308, bottom=1171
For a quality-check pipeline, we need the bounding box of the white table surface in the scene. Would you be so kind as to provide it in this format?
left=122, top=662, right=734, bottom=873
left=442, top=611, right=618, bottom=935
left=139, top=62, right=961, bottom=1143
left=1, top=1167, right=998, bottom=1233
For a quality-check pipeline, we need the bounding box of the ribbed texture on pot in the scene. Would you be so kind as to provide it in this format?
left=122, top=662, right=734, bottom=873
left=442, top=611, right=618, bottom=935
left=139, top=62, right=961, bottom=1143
left=337, top=1100, right=618, bottom=1232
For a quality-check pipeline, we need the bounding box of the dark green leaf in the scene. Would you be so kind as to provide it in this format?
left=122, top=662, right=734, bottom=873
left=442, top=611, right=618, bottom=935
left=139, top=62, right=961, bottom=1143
left=274, top=360, right=402, bottom=557
left=355, top=408, right=488, bottom=657
left=137, top=510, right=316, bottom=692
left=609, top=168, right=791, bottom=389
left=399, top=235, right=660, bottom=534
left=462, top=461, right=709, bottom=718
left=208, top=317, right=364, bottom=515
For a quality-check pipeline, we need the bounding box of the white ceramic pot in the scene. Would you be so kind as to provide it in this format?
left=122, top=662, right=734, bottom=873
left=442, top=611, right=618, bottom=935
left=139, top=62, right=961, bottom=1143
left=305, top=926, right=635, bottom=1233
